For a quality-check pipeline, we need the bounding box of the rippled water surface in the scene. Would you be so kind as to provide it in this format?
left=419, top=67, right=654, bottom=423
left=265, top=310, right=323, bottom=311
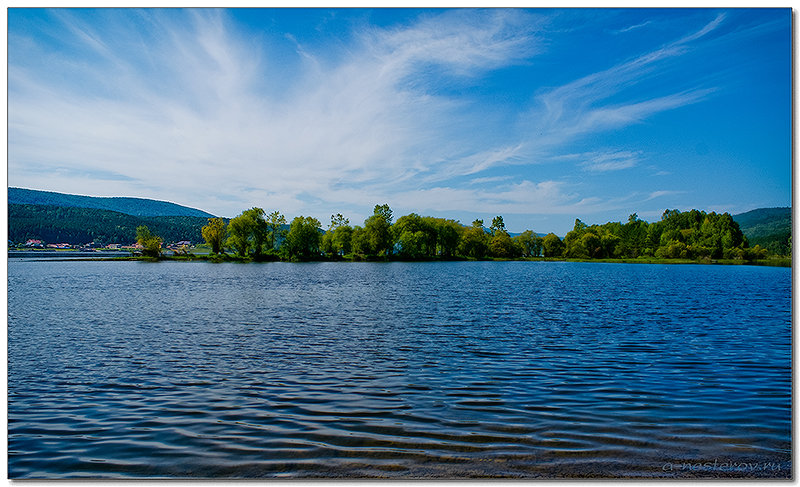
left=8, top=260, right=792, bottom=478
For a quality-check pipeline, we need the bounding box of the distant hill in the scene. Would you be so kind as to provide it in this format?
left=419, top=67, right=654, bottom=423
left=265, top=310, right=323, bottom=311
left=733, top=207, right=791, bottom=255
left=8, top=187, right=215, bottom=218
left=9, top=204, right=212, bottom=245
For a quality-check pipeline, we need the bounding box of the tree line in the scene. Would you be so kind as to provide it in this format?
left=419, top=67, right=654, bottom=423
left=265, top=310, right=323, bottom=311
left=136, top=205, right=776, bottom=262
left=559, top=210, right=770, bottom=261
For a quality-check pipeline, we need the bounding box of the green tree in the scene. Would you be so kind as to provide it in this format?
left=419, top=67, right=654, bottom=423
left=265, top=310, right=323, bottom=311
left=226, top=208, right=267, bottom=257
left=489, top=230, right=519, bottom=258
left=373, top=204, right=393, bottom=224
left=330, top=213, right=349, bottom=228
left=393, top=213, right=437, bottom=258
left=136, top=225, right=162, bottom=258
left=433, top=218, right=463, bottom=257
left=265, top=211, right=287, bottom=253
left=600, top=231, right=622, bottom=258
left=542, top=233, right=564, bottom=258
left=619, top=214, right=648, bottom=258
left=321, top=231, right=335, bottom=256
left=579, top=232, right=601, bottom=258
left=323, top=213, right=352, bottom=257
left=350, top=225, right=368, bottom=256
left=563, top=219, right=589, bottom=258
left=363, top=204, right=394, bottom=257
left=515, top=230, right=543, bottom=257
left=396, top=230, right=427, bottom=259
left=284, top=216, right=322, bottom=260
left=201, top=217, right=226, bottom=254
left=459, top=219, right=489, bottom=259
left=490, top=215, right=506, bottom=236
left=226, top=213, right=252, bottom=257
left=331, top=225, right=353, bottom=256
left=246, top=208, right=269, bottom=258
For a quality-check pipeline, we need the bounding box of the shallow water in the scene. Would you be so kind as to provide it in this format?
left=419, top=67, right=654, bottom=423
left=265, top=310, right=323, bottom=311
left=7, top=260, right=792, bottom=478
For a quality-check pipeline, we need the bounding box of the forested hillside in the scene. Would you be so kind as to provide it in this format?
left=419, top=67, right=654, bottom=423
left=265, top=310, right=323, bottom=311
left=9, top=204, right=211, bottom=245
left=9, top=188, right=214, bottom=218
left=732, top=207, right=791, bottom=256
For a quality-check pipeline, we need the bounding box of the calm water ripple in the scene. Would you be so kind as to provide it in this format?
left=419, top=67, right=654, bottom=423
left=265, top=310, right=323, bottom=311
left=8, top=260, right=791, bottom=478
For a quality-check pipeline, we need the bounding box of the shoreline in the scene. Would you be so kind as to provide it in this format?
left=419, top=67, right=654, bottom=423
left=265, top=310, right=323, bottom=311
left=9, top=252, right=791, bottom=267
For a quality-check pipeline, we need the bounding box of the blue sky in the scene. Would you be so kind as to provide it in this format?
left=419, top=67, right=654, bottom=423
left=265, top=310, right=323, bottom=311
left=7, top=8, right=791, bottom=235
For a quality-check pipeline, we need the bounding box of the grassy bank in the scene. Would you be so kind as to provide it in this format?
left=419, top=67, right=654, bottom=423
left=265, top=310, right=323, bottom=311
left=80, top=253, right=789, bottom=267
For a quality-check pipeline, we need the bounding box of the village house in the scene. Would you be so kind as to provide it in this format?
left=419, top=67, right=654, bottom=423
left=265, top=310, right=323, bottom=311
left=46, top=243, right=72, bottom=249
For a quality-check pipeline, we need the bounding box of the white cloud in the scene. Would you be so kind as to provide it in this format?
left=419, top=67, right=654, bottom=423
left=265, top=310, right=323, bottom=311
left=576, top=150, right=642, bottom=172
left=9, top=9, right=544, bottom=219
left=468, top=175, right=515, bottom=186
left=611, top=20, right=653, bottom=34
left=526, top=15, right=726, bottom=149
left=8, top=8, right=746, bottom=229
left=646, top=190, right=684, bottom=201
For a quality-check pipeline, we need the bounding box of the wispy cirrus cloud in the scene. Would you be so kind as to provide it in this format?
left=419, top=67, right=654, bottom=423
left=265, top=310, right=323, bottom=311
left=611, top=20, right=653, bottom=34
left=9, top=8, right=785, bottom=234
left=561, top=149, right=644, bottom=173
left=9, top=8, right=546, bottom=218
left=363, top=8, right=539, bottom=78
left=526, top=14, right=726, bottom=150
left=646, top=190, right=685, bottom=201
left=7, top=10, right=683, bottom=202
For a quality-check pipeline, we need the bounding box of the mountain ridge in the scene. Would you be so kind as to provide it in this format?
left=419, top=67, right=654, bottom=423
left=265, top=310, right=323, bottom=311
left=8, top=187, right=215, bottom=218
left=731, top=206, right=791, bottom=255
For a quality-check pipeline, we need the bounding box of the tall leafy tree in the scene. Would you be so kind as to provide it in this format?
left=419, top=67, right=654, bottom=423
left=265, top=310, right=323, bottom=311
left=265, top=210, right=287, bottom=252
left=363, top=204, right=393, bottom=257
left=136, top=225, right=162, bottom=258
left=285, top=216, right=322, bottom=260
left=515, top=230, right=543, bottom=257
left=245, top=208, right=269, bottom=258
left=542, top=233, right=564, bottom=258
left=393, top=213, right=437, bottom=258
left=373, top=204, right=393, bottom=224
left=226, top=208, right=267, bottom=257
left=350, top=225, right=368, bottom=256
left=489, top=230, right=519, bottom=258
left=486, top=215, right=517, bottom=258
left=490, top=215, right=505, bottom=236
left=330, top=213, right=349, bottom=228
left=459, top=219, right=489, bottom=259
left=201, top=217, right=226, bottom=254
left=331, top=225, right=353, bottom=256
left=323, top=213, right=352, bottom=257
left=433, top=218, right=463, bottom=257
left=226, top=213, right=252, bottom=257
left=562, top=219, right=586, bottom=258
left=619, top=214, right=648, bottom=258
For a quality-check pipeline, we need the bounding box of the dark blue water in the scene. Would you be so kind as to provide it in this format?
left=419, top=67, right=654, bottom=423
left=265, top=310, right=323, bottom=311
left=8, top=260, right=792, bottom=478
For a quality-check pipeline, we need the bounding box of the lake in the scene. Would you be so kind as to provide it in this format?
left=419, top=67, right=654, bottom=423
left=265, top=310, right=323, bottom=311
left=7, top=260, right=792, bottom=478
